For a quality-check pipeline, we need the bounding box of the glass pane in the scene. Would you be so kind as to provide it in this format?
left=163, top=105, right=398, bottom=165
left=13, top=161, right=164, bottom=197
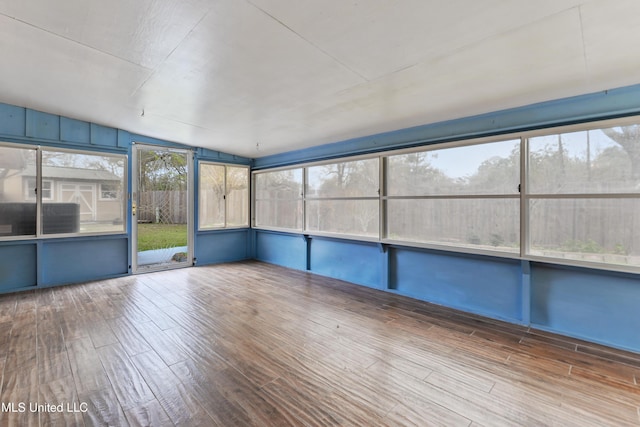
left=306, top=200, right=378, bottom=237
left=306, top=158, right=379, bottom=198
left=42, top=150, right=126, bottom=234
left=528, top=198, right=640, bottom=267
left=226, top=166, right=248, bottom=227
left=199, top=163, right=225, bottom=228
left=255, top=169, right=302, bottom=200
left=136, top=148, right=189, bottom=268
left=254, top=169, right=303, bottom=230
left=0, top=146, right=37, bottom=237
left=254, top=200, right=302, bottom=230
left=387, top=198, right=519, bottom=252
left=387, top=139, right=520, bottom=196
left=528, top=125, right=640, bottom=194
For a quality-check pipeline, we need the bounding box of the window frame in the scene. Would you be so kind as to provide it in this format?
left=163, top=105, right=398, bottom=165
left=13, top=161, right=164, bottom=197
left=520, top=117, right=640, bottom=273
left=0, top=142, right=128, bottom=240
left=304, top=157, right=381, bottom=239
left=252, top=165, right=305, bottom=233
left=198, top=161, right=250, bottom=231
left=381, top=136, right=522, bottom=257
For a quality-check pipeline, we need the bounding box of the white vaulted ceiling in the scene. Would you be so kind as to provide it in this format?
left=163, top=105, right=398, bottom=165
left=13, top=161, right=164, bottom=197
left=0, top=0, right=639, bottom=158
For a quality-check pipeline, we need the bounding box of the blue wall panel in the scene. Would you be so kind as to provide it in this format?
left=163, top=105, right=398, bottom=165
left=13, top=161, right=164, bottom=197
left=255, top=231, right=307, bottom=271
left=60, top=117, right=91, bottom=144
left=91, top=124, right=118, bottom=147
left=195, top=230, right=250, bottom=265
left=0, top=243, right=37, bottom=291
left=391, top=248, right=523, bottom=322
left=41, top=237, right=128, bottom=286
left=531, top=265, right=640, bottom=352
left=309, top=238, right=382, bottom=289
left=26, top=109, right=60, bottom=141
left=0, top=103, right=26, bottom=137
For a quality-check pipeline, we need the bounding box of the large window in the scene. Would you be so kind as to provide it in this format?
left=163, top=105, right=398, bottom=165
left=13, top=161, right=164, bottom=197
left=526, top=125, right=640, bottom=268
left=199, top=163, right=249, bottom=229
left=306, top=158, right=379, bottom=237
left=0, top=144, right=126, bottom=238
left=385, top=139, right=521, bottom=252
left=252, top=118, right=640, bottom=271
left=254, top=168, right=303, bottom=230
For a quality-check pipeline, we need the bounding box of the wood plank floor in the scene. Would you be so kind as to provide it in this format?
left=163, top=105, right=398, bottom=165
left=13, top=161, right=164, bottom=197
left=1, top=260, right=639, bottom=426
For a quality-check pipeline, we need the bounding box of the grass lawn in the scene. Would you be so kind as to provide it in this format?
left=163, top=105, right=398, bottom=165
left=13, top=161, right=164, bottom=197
left=137, top=223, right=188, bottom=252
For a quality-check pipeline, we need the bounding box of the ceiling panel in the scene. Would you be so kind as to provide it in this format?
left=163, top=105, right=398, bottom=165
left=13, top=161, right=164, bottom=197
left=0, top=0, right=211, bottom=68
left=246, top=0, right=587, bottom=80
left=580, top=0, right=640, bottom=89
left=0, top=13, right=151, bottom=125
left=0, top=0, right=639, bottom=158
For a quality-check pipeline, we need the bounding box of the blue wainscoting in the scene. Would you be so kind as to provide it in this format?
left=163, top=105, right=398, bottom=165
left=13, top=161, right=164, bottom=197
left=40, top=236, right=129, bottom=286
left=254, top=231, right=307, bottom=271
left=309, top=237, right=382, bottom=289
left=390, top=247, right=523, bottom=323
left=195, top=229, right=252, bottom=265
left=531, top=264, right=640, bottom=352
left=0, top=242, right=37, bottom=292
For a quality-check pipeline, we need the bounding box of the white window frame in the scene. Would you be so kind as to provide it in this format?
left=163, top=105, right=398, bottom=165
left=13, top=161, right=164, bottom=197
left=304, top=157, right=380, bottom=240
left=381, top=136, right=522, bottom=256
left=0, top=142, right=127, bottom=240
left=198, top=161, right=250, bottom=230
left=252, top=165, right=305, bottom=233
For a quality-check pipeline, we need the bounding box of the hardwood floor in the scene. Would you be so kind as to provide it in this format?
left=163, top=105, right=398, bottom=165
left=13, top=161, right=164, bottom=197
left=0, top=260, right=639, bottom=426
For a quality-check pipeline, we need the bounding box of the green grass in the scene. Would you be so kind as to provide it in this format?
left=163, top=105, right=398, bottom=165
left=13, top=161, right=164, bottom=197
left=137, top=223, right=187, bottom=252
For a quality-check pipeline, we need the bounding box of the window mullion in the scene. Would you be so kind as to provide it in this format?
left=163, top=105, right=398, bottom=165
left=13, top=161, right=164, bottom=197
left=36, top=147, right=43, bottom=237
left=520, top=136, right=528, bottom=259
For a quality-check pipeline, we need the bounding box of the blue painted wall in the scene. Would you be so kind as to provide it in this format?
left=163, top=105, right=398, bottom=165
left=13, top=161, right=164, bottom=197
left=391, top=247, right=523, bottom=322
left=195, top=229, right=252, bottom=265
left=0, top=242, right=37, bottom=292
left=254, top=231, right=307, bottom=271
left=41, top=237, right=129, bottom=286
left=531, top=264, right=640, bottom=352
left=309, top=237, right=382, bottom=289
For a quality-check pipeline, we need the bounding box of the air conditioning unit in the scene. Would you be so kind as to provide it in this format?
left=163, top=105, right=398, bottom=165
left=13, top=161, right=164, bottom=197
left=0, top=203, right=80, bottom=236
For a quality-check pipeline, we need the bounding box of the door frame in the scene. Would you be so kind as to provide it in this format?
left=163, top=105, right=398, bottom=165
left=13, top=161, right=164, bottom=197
left=131, top=143, right=194, bottom=273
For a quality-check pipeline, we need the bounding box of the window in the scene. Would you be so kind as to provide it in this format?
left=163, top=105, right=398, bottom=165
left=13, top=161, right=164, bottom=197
left=254, top=168, right=303, bottom=231
left=198, top=163, right=249, bottom=229
left=0, top=145, right=37, bottom=237
left=385, top=139, right=521, bottom=253
left=526, top=125, right=640, bottom=268
left=252, top=118, right=640, bottom=271
left=41, top=149, right=126, bottom=234
left=25, top=179, right=53, bottom=200
left=100, top=183, right=119, bottom=200
left=0, top=145, right=126, bottom=237
left=306, top=158, right=379, bottom=237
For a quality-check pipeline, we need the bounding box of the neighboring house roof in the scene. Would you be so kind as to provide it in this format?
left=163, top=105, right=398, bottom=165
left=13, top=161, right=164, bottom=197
left=19, top=166, right=120, bottom=182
